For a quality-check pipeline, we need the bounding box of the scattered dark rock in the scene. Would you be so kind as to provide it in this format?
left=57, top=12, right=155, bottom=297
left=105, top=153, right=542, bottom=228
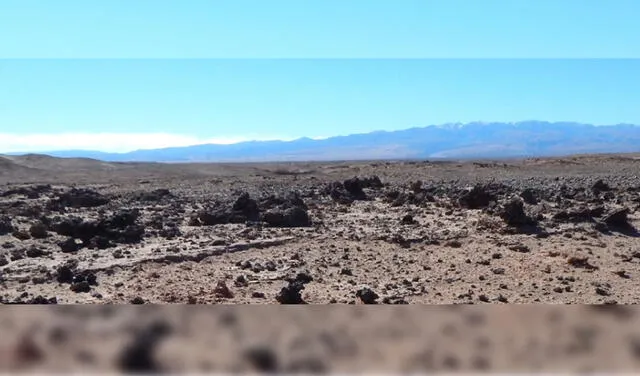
left=325, top=178, right=371, bottom=203
left=343, top=177, right=367, bottom=200
left=592, top=180, right=611, bottom=194
left=90, top=236, right=113, bottom=250
left=401, top=214, right=416, bottom=225
left=72, top=271, right=98, bottom=286
left=28, top=296, right=57, bottom=304
left=261, top=191, right=308, bottom=211
left=1, top=185, right=51, bottom=199
left=51, top=188, right=109, bottom=209
left=59, top=238, right=81, bottom=253
left=232, top=192, right=260, bottom=222
left=410, top=180, right=423, bottom=193
left=105, top=209, right=140, bottom=229
left=235, top=275, right=248, bottom=287
left=56, top=265, right=74, bottom=284
left=613, top=270, right=630, bottom=279
left=445, top=240, right=462, bottom=248
left=276, top=281, right=306, bottom=304
left=192, top=193, right=262, bottom=226
left=287, top=271, right=313, bottom=285
left=520, top=188, right=539, bottom=205
left=382, top=296, right=409, bottom=304
left=509, top=244, right=531, bottom=253
left=214, top=280, right=234, bottom=299
left=113, top=224, right=145, bottom=244
left=70, top=281, right=91, bottom=293
left=340, top=268, right=353, bottom=276
left=263, top=206, right=311, bottom=228
left=12, top=230, right=31, bottom=241
left=131, top=297, right=145, bottom=304
left=0, top=216, right=15, bottom=235
left=25, top=246, right=46, bottom=258
left=10, top=248, right=25, bottom=261
left=567, top=256, right=599, bottom=270
left=360, top=175, right=384, bottom=189
left=554, top=206, right=605, bottom=223
left=52, top=210, right=145, bottom=249
left=500, top=198, right=537, bottom=227
left=29, top=222, right=48, bottom=239
left=459, top=185, right=493, bottom=209
left=356, top=287, right=379, bottom=304
left=604, top=208, right=632, bottom=229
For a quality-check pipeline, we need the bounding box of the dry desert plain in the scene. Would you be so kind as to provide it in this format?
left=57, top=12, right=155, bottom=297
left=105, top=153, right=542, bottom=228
left=1, top=153, right=640, bottom=305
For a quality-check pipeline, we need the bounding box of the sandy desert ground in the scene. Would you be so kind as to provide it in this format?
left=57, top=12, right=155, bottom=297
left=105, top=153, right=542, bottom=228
left=1, top=153, right=639, bottom=305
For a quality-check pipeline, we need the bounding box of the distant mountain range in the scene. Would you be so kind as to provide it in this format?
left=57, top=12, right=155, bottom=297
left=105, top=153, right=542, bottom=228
left=10, top=121, right=640, bottom=162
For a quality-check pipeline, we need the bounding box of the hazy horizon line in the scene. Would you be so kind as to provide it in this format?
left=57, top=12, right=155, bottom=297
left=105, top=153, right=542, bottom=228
left=2, top=120, right=638, bottom=155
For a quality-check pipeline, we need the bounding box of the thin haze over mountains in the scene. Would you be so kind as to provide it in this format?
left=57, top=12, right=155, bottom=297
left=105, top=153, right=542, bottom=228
left=9, top=121, right=640, bottom=162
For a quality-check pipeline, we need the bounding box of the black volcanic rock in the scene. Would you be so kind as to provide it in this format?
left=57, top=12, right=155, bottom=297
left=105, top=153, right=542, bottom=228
left=604, top=208, right=632, bottom=229
left=191, top=209, right=231, bottom=226
left=500, top=198, right=537, bottom=227
left=232, top=192, right=260, bottom=221
left=50, top=188, right=109, bottom=209
left=70, top=281, right=91, bottom=293
left=52, top=210, right=145, bottom=249
left=356, top=288, right=379, bottom=304
left=592, top=179, right=611, bottom=194
left=276, top=281, right=306, bottom=304
left=55, top=265, right=74, bottom=284
left=0, top=216, right=14, bottom=236
left=459, top=185, right=494, bottom=209
left=104, top=209, right=140, bottom=229
left=553, top=206, right=605, bottom=223
left=29, top=222, right=48, bottom=239
left=59, top=238, right=81, bottom=253
left=520, top=188, right=539, bottom=205
left=263, top=207, right=311, bottom=228
left=325, top=177, right=373, bottom=204
left=360, top=175, right=384, bottom=189
left=8, top=295, right=58, bottom=304
left=1, top=185, right=51, bottom=199
left=260, top=191, right=308, bottom=211
left=343, top=177, right=367, bottom=200
left=25, top=246, right=46, bottom=258
left=191, top=192, right=261, bottom=226
left=326, top=182, right=354, bottom=205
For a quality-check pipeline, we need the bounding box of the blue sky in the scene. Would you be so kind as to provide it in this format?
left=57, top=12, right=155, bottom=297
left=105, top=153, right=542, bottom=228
left=1, top=0, right=638, bottom=58
left=1, top=1, right=639, bottom=152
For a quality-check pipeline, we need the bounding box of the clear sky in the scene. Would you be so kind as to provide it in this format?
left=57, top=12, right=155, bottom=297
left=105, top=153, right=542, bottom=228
left=1, top=0, right=638, bottom=58
left=1, top=1, right=639, bottom=152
